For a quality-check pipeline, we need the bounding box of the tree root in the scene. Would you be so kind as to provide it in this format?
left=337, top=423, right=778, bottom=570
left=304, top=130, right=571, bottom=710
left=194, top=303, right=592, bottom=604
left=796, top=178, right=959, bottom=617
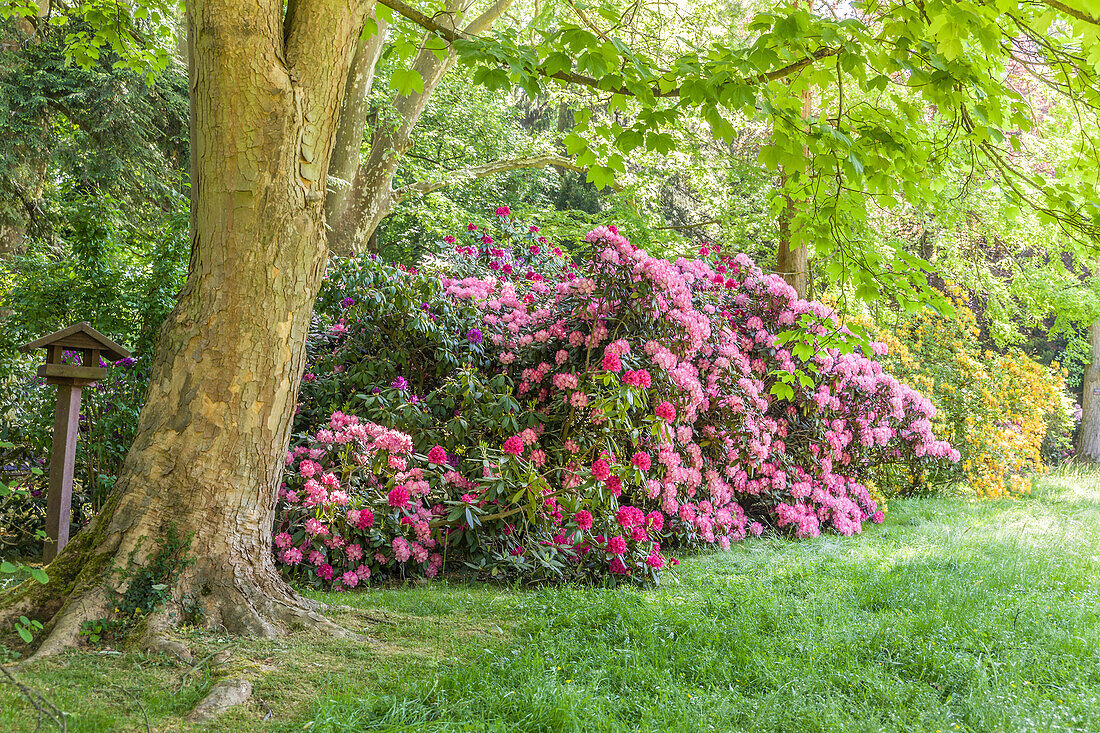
left=186, top=677, right=253, bottom=723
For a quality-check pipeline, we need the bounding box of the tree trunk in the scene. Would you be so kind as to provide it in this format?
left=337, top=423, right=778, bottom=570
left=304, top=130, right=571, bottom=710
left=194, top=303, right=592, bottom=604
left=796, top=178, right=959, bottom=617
left=328, top=0, right=515, bottom=256
left=1078, top=319, right=1100, bottom=461
left=325, top=14, right=389, bottom=227
left=1, top=0, right=371, bottom=656
left=776, top=195, right=809, bottom=298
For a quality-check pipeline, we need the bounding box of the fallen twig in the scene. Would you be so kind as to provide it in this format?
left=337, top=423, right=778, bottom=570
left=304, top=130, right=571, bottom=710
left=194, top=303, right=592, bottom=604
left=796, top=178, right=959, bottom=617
left=0, top=663, right=67, bottom=731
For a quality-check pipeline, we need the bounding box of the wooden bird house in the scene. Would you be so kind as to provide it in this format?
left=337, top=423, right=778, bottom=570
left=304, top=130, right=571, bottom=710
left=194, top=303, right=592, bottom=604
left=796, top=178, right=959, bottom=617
left=20, top=322, right=131, bottom=561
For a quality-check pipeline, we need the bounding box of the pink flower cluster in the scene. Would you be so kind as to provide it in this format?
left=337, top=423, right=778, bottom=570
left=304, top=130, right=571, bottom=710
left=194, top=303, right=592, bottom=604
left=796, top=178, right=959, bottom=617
left=274, top=414, right=445, bottom=589
left=436, top=217, right=956, bottom=565
left=289, top=211, right=957, bottom=587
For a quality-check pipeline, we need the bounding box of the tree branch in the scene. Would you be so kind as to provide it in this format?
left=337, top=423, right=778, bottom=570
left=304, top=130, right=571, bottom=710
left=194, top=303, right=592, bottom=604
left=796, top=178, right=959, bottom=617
left=375, top=0, right=840, bottom=99
left=1040, top=0, right=1100, bottom=25
left=392, top=154, right=600, bottom=201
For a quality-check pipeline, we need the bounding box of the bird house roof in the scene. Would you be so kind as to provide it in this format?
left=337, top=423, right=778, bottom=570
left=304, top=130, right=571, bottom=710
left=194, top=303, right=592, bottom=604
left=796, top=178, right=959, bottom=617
left=20, top=322, right=131, bottom=362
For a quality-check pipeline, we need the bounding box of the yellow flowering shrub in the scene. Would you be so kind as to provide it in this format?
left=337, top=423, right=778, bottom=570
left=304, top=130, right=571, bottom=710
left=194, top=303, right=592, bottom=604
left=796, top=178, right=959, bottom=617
left=868, top=290, right=1074, bottom=499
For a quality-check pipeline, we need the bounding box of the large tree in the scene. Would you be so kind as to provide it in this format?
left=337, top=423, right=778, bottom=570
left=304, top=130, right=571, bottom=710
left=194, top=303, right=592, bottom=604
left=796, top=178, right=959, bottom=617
left=1, top=0, right=374, bottom=656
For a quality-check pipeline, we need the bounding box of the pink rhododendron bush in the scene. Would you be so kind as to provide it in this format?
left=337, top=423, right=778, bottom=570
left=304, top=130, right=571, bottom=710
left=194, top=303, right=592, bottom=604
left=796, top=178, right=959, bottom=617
left=278, top=209, right=957, bottom=589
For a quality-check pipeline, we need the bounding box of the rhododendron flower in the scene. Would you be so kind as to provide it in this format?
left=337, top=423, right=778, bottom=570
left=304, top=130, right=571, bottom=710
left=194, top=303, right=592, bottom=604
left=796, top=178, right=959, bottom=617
left=645, top=554, right=664, bottom=569
left=391, top=376, right=409, bottom=391
left=502, top=435, right=525, bottom=455
left=340, top=296, right=355, bottom=308
left=388, top=485, right=411, bottom=507
left=274, top=532, right=293, bottom=549
left=607, top=536, right=627, bottom=555
left=341, top=570, right=359, bottom=588
left=631, top=452, right=651, bottom=471
left=617, top=506, right=644, bottom=528
left=495, top=206, right=512, bottom=216
left=605, top=475, right=623, bottom=497
left=655, top=401, right=676, bottom=422
left=609, top=557, right=628, bottom=574
left=574, top=510, right=593, bottom=530
left=346, top=543, right=363, bottom=561
left=591, top=459, right=611, bottom=481
left=427, top=445, right=447, bottom=464
left=304, top=518, right=328, bottom=536
left=281, top=547, right=303, bottom=564
left=318, top=564, right=334, bottom=580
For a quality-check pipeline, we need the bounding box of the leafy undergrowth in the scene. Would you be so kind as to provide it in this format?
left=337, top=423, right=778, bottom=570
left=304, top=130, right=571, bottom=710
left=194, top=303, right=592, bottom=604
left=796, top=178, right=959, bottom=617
left=2, top=470, right=1098, bottom=732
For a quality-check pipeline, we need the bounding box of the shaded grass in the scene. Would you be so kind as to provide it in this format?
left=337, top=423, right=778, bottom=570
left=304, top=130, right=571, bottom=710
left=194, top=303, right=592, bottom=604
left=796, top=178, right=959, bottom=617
left=2, top=471, right=1098, bottom=731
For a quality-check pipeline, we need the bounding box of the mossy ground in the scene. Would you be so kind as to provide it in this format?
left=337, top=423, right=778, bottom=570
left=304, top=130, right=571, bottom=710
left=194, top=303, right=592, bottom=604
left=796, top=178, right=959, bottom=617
left=1, top=469, right=1098, bottom=732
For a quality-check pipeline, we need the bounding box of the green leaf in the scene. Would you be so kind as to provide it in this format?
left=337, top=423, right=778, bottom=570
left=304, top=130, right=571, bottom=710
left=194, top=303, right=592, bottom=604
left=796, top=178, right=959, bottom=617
left=542, top=51, right=572, bottom=76
left=770, top=382, right=795, bottom=401
left=29, top=567, right=49, bottom=584
left=473, top=66, right=511, bottom=92
left=390, top=68, right=424, bottom=96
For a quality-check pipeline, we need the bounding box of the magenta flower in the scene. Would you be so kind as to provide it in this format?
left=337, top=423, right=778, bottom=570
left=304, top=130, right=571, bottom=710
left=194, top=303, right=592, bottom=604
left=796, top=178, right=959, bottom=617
left=605, top=475, right=623, bottom=497
left=502, top=435, right=525, bottom=456
left=590, top=459, right=611, bottom=481
left=631, top=452, right=651, bottom=471
left=388, top=485, right=411, bottom=508
left=427, top=445, right=447, bottom=464
left=574, top=510, right=593, bottom=530
left=655, top=401, right=676, bottom=422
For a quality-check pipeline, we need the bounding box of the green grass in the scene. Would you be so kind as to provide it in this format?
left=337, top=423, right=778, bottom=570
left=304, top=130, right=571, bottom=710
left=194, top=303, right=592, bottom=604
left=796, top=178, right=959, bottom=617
left=2, top=470, right=1098, bottom=732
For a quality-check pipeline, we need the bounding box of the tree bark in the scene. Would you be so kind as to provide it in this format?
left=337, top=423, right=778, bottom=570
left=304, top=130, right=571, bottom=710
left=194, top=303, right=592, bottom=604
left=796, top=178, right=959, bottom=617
left=1077, top=319, right=1100, bottom=460
left=1, top=0, right=371, bottom=656
left=328, top=0, right=515, bottom=256
left=776, top=196, right=809, bottom=297
left=325, top=14, right=390, bottom=227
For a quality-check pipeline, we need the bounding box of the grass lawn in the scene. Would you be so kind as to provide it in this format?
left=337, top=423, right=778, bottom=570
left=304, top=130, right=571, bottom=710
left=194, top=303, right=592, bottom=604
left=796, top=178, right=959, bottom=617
left=1, top=470, right=1098, bottom=732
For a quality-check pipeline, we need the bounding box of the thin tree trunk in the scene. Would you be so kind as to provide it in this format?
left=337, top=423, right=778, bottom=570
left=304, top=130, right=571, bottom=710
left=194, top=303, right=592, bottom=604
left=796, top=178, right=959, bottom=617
left=325, top=15, right=389, bottom=227
left=328, top=0, right=515, bottom=256
left=1078, top=319, right=1100, bottom=461
left=2, top=0, right=371, bottom=656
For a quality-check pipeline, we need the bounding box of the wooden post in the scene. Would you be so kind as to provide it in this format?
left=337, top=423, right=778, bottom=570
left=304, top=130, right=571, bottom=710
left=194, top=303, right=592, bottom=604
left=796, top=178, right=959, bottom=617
left=20, top=322, right=131, bottom=563
left=43, top=383, right=82, bottom=561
